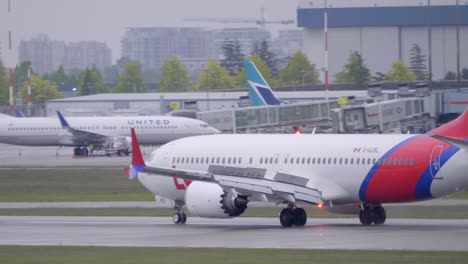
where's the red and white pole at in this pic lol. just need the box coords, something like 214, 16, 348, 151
324, 0, 330, 117
324, 0, 329, 92
8, 0, 14, 114
27, 66, 31, 106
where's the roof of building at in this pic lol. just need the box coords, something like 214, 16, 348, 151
298, 1, 468, 28
47, 90, 370, 103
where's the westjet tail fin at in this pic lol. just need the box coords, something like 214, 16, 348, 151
244, 60, 281, 106
56, 111, 71, 128
130, 128, 146, 180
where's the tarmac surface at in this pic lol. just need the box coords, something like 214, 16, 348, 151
2, 216, 468, 250
0, 143, 157, 167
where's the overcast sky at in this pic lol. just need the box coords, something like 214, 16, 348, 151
0, 0, 300, 66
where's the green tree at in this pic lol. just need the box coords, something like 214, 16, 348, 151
409, 43, 428, 80
444, 71, 456, 80
462, 68, 468, 80
246, 55, 278, 86
0, 60, 8, 105
17, 75, 64, 104
279, 51, 319, 86
78, 67, 109, 95
335, 51, 371, 85
114, 63, 146, 93
252, 40, 277, 76
158, 57, 189, 92
386, 60, 417, 81
221, 40, 245, 76
13, 61, 32, 86
196, 60, 234, 91
45, 65, 80, 95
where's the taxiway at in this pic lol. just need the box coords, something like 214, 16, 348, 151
1, 216, 468, 251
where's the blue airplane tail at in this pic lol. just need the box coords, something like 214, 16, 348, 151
244, 60, 281, 106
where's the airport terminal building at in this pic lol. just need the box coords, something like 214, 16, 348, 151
298, 0, 468, 81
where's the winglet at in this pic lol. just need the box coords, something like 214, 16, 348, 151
56, 111, 70, 128
130, 128, 146, 180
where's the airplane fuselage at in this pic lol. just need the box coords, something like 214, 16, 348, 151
138, 134, 468, 205
0, 116, 218, 146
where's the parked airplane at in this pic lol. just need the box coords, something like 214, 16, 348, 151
245, 60, 281, 106
0, 112, 219, 156
130, 109, 468, 227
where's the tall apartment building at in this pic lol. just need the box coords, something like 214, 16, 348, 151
63, 41, 112, 72
19, 35, 111, 75
212, 28, 272, 58
19, 35, 65, 75
122, 27, 215, 70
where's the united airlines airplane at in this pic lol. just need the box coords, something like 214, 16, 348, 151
0, 112, 219, 156
130, 109, 468, 227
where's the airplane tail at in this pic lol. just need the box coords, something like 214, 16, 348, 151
244, 60, 281, 106
430, 108, 468, 139
129, 128, 146, 180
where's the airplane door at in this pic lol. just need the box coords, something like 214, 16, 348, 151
430, 145, 444, 179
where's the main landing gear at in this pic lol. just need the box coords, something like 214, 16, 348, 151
172, 202, 187, 224
279, 205, 307, 227
359, 203, 386, 225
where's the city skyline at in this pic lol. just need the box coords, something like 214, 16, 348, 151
0, 0, 299, 66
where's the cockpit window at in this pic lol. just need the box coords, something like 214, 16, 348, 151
200, 124, 208, 128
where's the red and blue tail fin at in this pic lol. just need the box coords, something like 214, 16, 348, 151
130, 128, 145, 180
430, 108, 468, 139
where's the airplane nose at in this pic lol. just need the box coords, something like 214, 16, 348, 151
209, 127, 220, 134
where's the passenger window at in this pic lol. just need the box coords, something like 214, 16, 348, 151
191, 157, 194, 164
333, 158, 337, 164
404, 158, 408, 165
211, 157, 215, 163
317, 158, 321, 165
290, 158, 294, 164
222, 157, 225, 164
249, 157, 253, 164
373, 158, 377, 164
195, 157, 199, 164
393, 158, 398, 166
172, 157, 175, 163
239, 158, 243, 164
216, 157, 220, 164
356, 158, 360, 165
284, 158, 288, 164
296, 157, 300, 164
387, 158, 393, 166
312, 158, 316, 164
274, 158, 278, 164
344, 158, 348, 165
307, 158, 311, 164
399, 158, 403, 165
270, 157, 274, 164
302, 158, 306, 164
228, 157, 231, 164
181, 157, 185, 164
328, 158, 332, 164
260, 158, 263, 164
350, 158, 354, 165
410, 158, 415, 166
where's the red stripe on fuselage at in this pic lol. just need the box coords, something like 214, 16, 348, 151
365, 136, 451, 203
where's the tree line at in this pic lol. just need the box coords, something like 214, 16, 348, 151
1, 42, 467, 106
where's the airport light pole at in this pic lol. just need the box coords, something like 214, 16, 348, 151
427, 0, 433, 91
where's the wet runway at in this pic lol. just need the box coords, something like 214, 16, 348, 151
0, 143, 156, 167
2, 216, 468, 251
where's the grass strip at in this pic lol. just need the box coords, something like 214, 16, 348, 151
0, 246, 467, 264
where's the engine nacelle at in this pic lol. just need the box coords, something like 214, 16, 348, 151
185, 181, 248, 218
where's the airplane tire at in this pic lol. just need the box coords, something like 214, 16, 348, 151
280, 208, 295, 227
181, 213, 187, 224
173, 212, 183, 224
293, 208, 307, 227
359, 209, 373, 225
373, 206, 386, 225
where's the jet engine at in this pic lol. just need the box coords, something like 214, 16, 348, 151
185, 181, 248, 218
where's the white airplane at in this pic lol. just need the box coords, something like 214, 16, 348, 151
130, 109, 468, 227
0, 112, 219, 156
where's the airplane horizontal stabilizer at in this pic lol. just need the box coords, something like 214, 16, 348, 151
431, 134, 468, 152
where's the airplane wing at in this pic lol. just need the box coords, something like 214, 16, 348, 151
56, 111, 108, 145
130, 128, 323, 205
